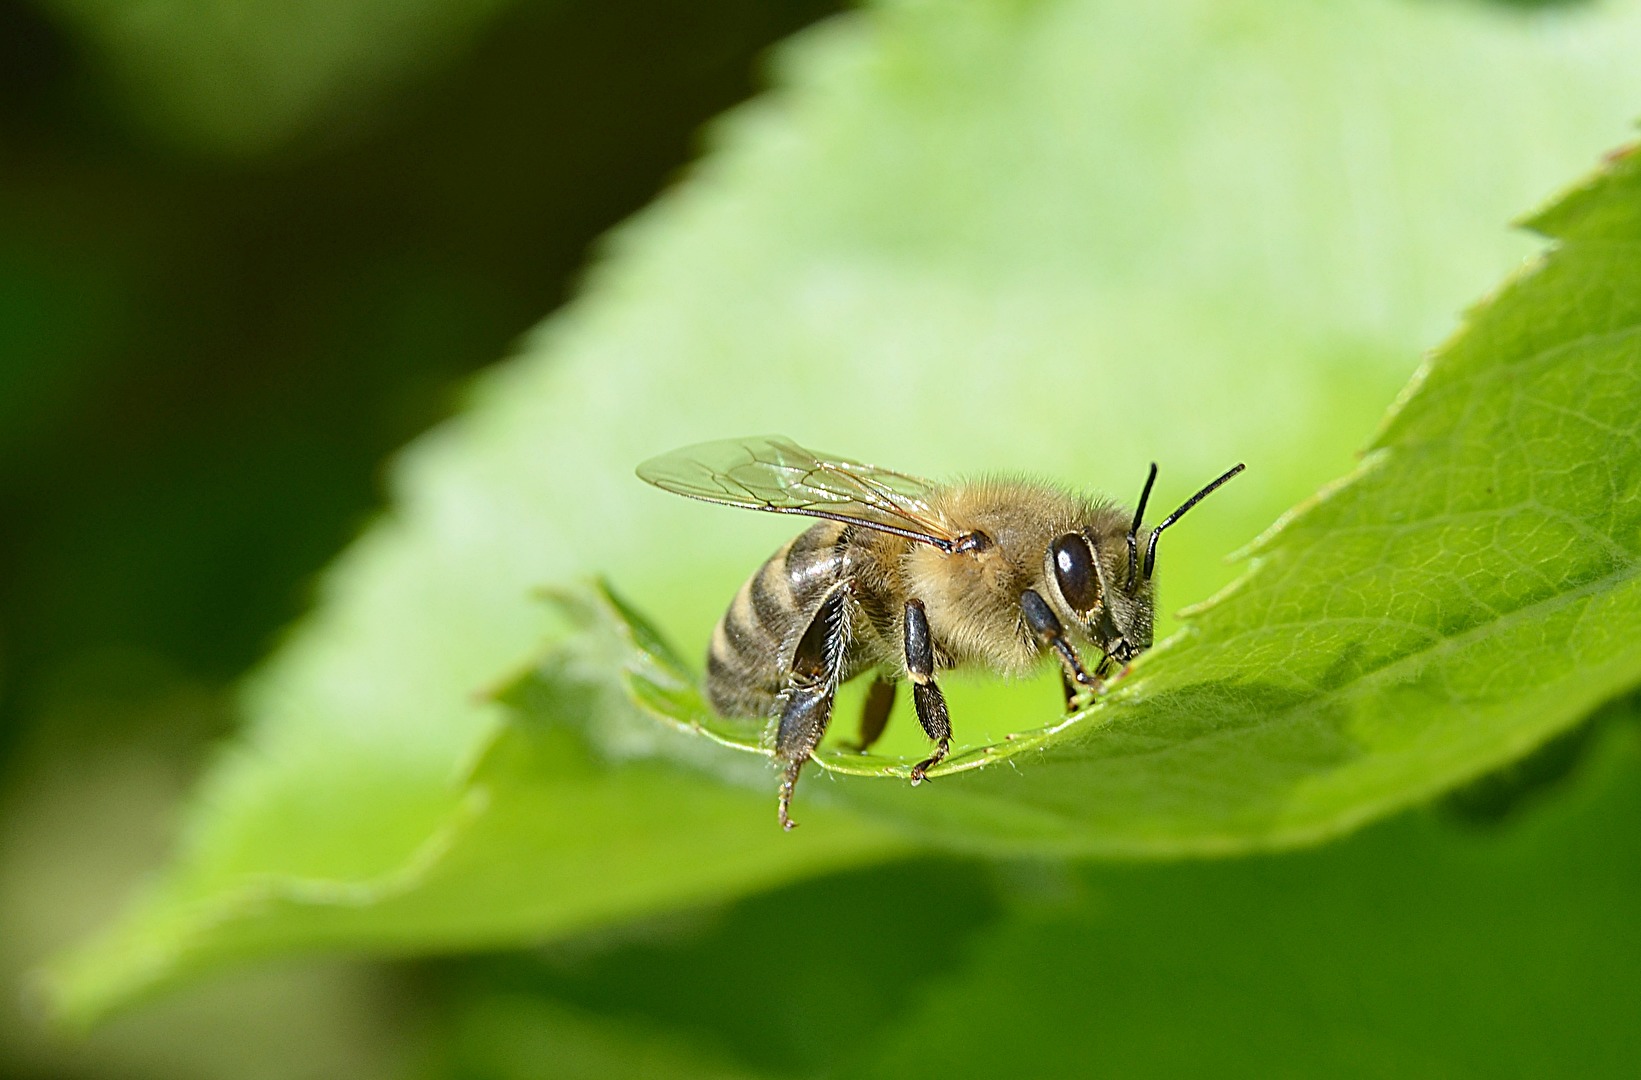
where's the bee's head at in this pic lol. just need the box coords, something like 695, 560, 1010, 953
1042, 461, 1244, 673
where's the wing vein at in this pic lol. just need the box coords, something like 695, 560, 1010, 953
637, 436, 956, 550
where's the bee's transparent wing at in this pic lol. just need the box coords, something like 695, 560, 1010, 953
637, 435, 957, 550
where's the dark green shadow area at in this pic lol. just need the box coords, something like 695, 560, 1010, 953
1440, 708, 1608, 827
428, 858, 1006, 1078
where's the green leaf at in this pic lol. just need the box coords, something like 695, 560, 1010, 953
45, 0, 1641, 1026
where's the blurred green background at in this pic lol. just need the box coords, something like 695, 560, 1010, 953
4, 0, 1641, 1076
1, 1, 838, 1074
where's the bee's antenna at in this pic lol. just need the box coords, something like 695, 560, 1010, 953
1143, 463, 1246, 579
1125, 463, 1159, 591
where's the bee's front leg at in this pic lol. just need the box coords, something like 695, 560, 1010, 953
774, 581, 852, 831
903, 598, 951, 785
1021, 589, 1100, 697
1059, 670, 1082, 714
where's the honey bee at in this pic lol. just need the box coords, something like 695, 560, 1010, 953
638, 436, 1243, 830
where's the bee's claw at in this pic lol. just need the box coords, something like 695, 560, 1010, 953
777, 758, 804, 831
910, 739, 948, 786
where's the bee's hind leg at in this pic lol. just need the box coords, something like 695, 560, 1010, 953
903, 599, 951, 785
773, 582, 852, 830
776, 757, 808, 833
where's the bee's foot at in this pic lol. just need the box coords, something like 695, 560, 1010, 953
777, 758, 805, 831
910, 743, 948, 786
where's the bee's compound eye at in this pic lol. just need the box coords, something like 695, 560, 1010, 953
1049, 533, 1100, 613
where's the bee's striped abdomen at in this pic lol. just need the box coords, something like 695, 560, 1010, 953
705, 522, 850, 719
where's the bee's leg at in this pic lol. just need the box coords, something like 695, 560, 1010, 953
1021, 589, 1100, 694
844, 676, 897, 754
1060, 670, 1081, 714
903, 599, 951, 786
774, 582, 852, 831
